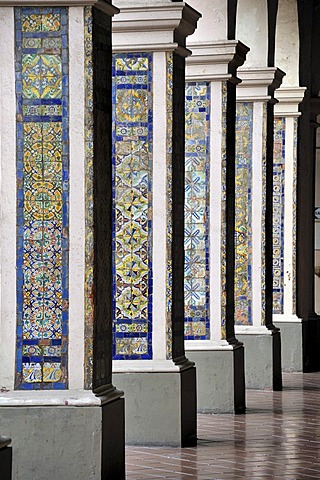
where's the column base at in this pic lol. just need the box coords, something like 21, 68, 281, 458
0, 437, 12, 480
113, 360, 197, 447
273, 315, 303, 372
185, 342, 245, 413
302, 314, 320, 372
0, 390, 125, 480
235, 327, 282, 390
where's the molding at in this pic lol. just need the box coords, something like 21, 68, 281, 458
237, 67, 285, 102
113, 359, 195, 373
112, 2, 201, 55
0, 0, 119, 13
274, 86, 306, 116
186, 40, 249, 81
0, 390, 102, 407
235, 325, 276, 335
185, 340, 243, 352
273, 314, 302, 324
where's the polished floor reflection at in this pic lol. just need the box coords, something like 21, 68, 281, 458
126, 372, 320, 479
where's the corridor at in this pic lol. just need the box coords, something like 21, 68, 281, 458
126, 372, 320, 479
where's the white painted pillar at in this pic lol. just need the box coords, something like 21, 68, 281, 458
112, 1, 201, 446
235, 67, 284, 389
184, 41, 248, 413
273, 87, 306, 372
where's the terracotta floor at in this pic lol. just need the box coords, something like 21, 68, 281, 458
126, 372, 320, 479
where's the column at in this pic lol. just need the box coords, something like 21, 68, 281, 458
272, 88, 306, 371
112, 0, 200, 446
184, 41, 248, 414
235, 67, 284, 389
0, 2, 125, 479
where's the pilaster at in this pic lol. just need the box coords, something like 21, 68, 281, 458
235, 67, 284, 389
0, 4, 125, 479
184, 40, 248, 413
272, 87, 306, 372
112, 1, 201, 446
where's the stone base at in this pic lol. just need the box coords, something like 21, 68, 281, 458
185, 342, 245, 414
273, 316, 303, 372
0, 391, 125, 480
113, 360, 197, 446
235, 327, 282, 390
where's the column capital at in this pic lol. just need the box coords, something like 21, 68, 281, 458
237, 67, 285, 103
0, 0, 119, 14
186, 40, 249, 83
274, 86, 307, 117
112, 1, 201, 56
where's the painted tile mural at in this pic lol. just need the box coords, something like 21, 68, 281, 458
112, 53, 153, 359
15, 8, 69, 389
292, 118, 298, 314
184, 82, 210, 340
220, 82, 228, 339
273, 117, 286, 314
235, 102, 253, 325
84, 6, 93, 388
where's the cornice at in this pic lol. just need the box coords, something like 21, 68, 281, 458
186, 40, 249, 82
112, 2, 201, 56
237, 67, 285, 103
274, 86, 306, 117
0, 0, 119, 15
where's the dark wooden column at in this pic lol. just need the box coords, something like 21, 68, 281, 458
0, 437, 12, 480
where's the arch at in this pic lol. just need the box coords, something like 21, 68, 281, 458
186, 0, 228, 42
275, 0, 299, 86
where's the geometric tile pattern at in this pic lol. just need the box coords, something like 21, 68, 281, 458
292, 118, 298, 314
261, 105, 267, 324
84, 6, 93, 387
221, 82, 228, 339
112, 53, 153, 359
166, 52, 173, 358
184, 82, 210, 340
273, 117, 286, 314
235, 102, 253, 325
15, 8, 68, 389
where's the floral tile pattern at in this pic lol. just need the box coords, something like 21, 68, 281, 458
15, 7, 68, 389
235, 102, 253, 325
112, 53, 153, 359
273, 117, 286, 314
184, 82, 210, 340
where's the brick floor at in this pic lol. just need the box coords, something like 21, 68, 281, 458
126, 372, 320, 479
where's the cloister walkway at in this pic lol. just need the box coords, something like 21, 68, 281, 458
126, 372, 320, 479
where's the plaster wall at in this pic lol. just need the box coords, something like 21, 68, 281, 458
186, 0, 227, 43
275, 0, 299, 86
236, 0, 268, 67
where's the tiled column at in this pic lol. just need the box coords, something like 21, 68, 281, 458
272, 87, 306, 372
0, 2, 125, 479
184, 41, 249, 414
112, 1, 201, 446
235, 67, 284, 389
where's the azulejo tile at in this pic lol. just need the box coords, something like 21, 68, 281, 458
15, 7, 68, 389
112, 53, 153, 360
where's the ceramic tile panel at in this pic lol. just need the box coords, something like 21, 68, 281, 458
166, 52, 173, 359
184, 82, 210, 340
235, 102, 254, 326
112, 53, 153, 359
261, 104, 267, 324
273, 117, 286, 314
292, 118, 298, 314
15, 7, 69, 389
221, 82, 228, 339
84, 6, 93, 388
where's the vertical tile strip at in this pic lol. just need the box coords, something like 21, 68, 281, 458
184, 82, 210, 340
221, 82, 228, 339
292, 118, 298, 315
112, 53, 153, 360
166, 52, 173, 359
84, 6, 93, 389
235, 102, 253, 325
261, 104, 267, 324
15, 7, 69, 389
273, 117, 286, 314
